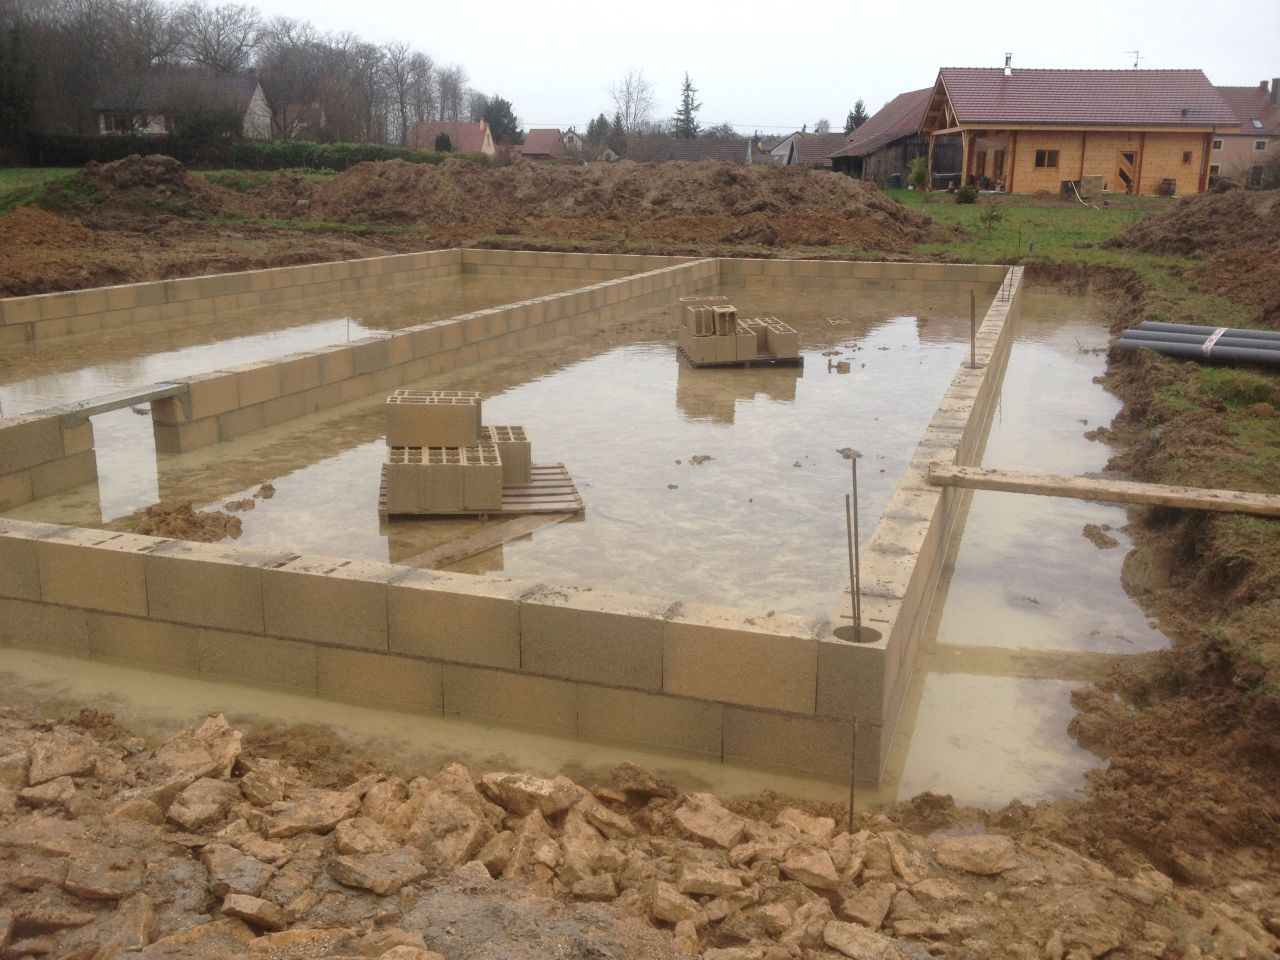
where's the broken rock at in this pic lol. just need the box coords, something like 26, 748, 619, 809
62, 850, 143, 900
840, 882, 895, 930
201, 843, 274, 897
673, 793, 747, 849
781, 845, 841, 890
265, 788, 360, 838
327, 848, 429, 896
168, 777, 241, 830
677, 861, 743, 897
27, 730, 96, 785
651, 880, 708, 927
334, 816, 396, 855
18, 776, 75, 808
823, 919, 907, 959
479, 771, 581, 817
220, 893, 287, 932
935, 834, 1017, 875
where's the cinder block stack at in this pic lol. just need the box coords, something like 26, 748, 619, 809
678, 303, 761, 364
381, 390, 536, 515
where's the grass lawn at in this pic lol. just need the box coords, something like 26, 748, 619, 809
0, 167, 76, 214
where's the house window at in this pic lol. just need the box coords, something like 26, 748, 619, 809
1212, 138, 1223, 149
1209, 164, 1220, 175
1182, 151, 1192, 164
1256, 140, 1268, 151
1253, 119, 1264, 128
1034, 149, 1059, 168
1250, 165, 1263, 187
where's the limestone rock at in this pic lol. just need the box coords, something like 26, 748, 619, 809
236, 834, 291, 865
673, 917, 700, 954
0, 750, 28, 788
18, 776, 75, 808
781, 845, 841, 890
776, 808, 836, 844
612, 761, 675, 798
651, 880, 707, 927
361, 777, 410, 823
840, 881, 895, 930
27, 730, 96, 785
935, 834, 1017, 875
910, 877, 966, 902
335, 816, 396, 855
62, 850, 143, 900
112, 796, 165, 823
0, 815, 85, 856
126, 714, 242, 809
677, 861, 743, 897
782, 898, 836, 950
1118, 868, 1174, 905
479, 771, 581, 817
245, 928, 345, 952
572, 874, 618, 902
823, 919, 906, 959
883, 831, 929, 884
380, 947, 445, 960
265, 788, 360, 838
201, 843, 274, 897
673, 793, 747, 849
578, 795, 636, 839
93, 893, 154, 953
10, 896, 96, 933
558, 809, 605, 885
0, 910, 11, 952
388, 788, 492, 867
169, 777, 241, 830
477, 831, 515, 876
221, 893, 287, 931
327, 848, 429, 896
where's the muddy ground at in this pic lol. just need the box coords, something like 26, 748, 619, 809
1, 160, 1279, 957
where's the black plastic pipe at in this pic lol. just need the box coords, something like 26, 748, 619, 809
1115, 338, 1280, 366
1120, 330, 1280, 351
1137, 321, 1280, 343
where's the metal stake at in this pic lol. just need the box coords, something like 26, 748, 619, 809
844, 494, 857, 628
970, 289, 977, 368
847, 715, 858, 832
852, 457, 862, 630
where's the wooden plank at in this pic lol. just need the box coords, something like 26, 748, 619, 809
928, 463, 1280, 517
397, 512, 574, 570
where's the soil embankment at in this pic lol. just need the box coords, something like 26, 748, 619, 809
0, 155, 955, 297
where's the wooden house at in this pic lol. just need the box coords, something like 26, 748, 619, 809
829, 87, 934, 185
919, 66, 1240, 195
94, 73, 272, 139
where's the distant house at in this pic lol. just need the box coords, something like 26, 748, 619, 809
790, 133, 849, 169
562, 129, 584, 153
519, 129, 565, 159
1211, 79, 1280, 186
280, 102, 325, 141
407, 120, 496, 156
93, 73, 272, 139
766, 133, 800, 165
919, 67, 1240, 195
829, 87, 934, 185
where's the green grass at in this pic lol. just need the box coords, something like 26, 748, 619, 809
197, 168, 339, 192
0, 167, 77, 214
207, 213, 414, 235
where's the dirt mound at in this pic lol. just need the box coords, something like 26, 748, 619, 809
292, 159, 943, 252
0, 204, 125, 297
0, 204, 95, 247
40, 154, 243, 224
122, 500, 242, 541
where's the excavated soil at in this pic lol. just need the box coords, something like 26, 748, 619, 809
114, 501, 243, 542
0, 155, 955, 297
1104, 186, 1280, 327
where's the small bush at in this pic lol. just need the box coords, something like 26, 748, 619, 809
1200, 368, 1278, 408
977, 204, 1004, 233
954, 184, 978, 204
907, 156, 928, 189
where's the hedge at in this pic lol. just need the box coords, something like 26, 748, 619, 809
24, 135, 485, 171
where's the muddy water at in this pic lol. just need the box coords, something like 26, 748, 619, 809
8, 282, 974, 618
886, 287, 1171, 806
0, 274, 570, 418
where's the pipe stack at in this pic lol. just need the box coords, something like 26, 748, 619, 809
1115, 321, 1280, 368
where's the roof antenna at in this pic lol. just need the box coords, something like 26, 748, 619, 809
1125, 50, 1143, 68
1003, 53, 1012, 78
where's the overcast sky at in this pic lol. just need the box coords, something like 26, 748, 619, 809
253, 0, 1279, 134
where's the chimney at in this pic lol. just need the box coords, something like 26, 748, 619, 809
1004, 53, 1013, 78
1272, 78, 1280, 105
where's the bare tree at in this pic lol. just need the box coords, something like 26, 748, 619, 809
407, 51, 433, 122
814, 117, 830, 134
176, 1, 260, 74
381, 40, 413, 144
434, 63, 466, 122
255, 16, 324, 137
609, 67, 655, 136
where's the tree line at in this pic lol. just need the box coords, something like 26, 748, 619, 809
0, 0, 518, 147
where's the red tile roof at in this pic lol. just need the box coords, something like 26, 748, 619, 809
408, 121, 490, 153
830, 87, 932, 159
1214, 84, 1280, 137
520, 128, 564, 156
792, 133, 850, 165
936, 68, 1239, 127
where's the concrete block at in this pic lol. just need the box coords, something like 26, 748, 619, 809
577, 686, 722, 756
35, 532, 150, 616
319, 346, 356, 384
232, 363, 284, 408
816, 638, 887, 723
714, 335, 738, 364
764, 322, 800, 359
388, 569, 525, 668
29, 449, 98, 500
317, 648, 443, 711
144, 541, 283, 634
722, 707, 853, 779
0, 415, 64, 473
712, 305, 738, 336
217, 405, 265, 442
198, 629, 317, 692
153, 417, 219, 454
663, 604, 818, 714
386, 390, 481, 447
60, 420, 94, 456
88, 612, 201, 673
185, 373, 241, 420
735, 331, 758, 362
480, 426, 531, 485
685, 333, 717, 365
263, 555, 395, 651
520, 587, 665, 690
462, 443, 503, 510
262, 394, 307, 428
351, 338, 391, 376
0, 533, 40, 600
442, 664, 576, 733
338, 373, 375, 403
0, 597, 89, 656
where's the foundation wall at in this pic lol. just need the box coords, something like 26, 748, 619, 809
820, 267, 1024, 780
717, 258, 1007, 297
0, 409, 98, 512
0, 254, 1021, 784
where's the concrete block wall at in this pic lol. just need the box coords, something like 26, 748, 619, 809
819, 267, 1025, 781
717, 258, 1007, 297
0, 408, 97, 511
0, 250, 464, 346
148, 257, 717, 455
0, 517, 852, 779
460, 249, 695, 283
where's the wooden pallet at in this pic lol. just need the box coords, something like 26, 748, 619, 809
379, 463, 584, 520
676, 346, 804, 369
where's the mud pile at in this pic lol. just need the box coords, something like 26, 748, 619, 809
1, 708, 1276, 960
41, 154, 243, 224
1105, 186, 1280, 326
279, 159, 944, 252
0, 205, 122, 297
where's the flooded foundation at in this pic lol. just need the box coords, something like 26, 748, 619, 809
0, 250, 1129, 796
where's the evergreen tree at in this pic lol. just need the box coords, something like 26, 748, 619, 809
671, 73, 701, 138
483, 95, 521, 144
586, 112, 610, 144
0, 18, 35, 146
844, 98, 869, 133
608, 111, 627, 156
